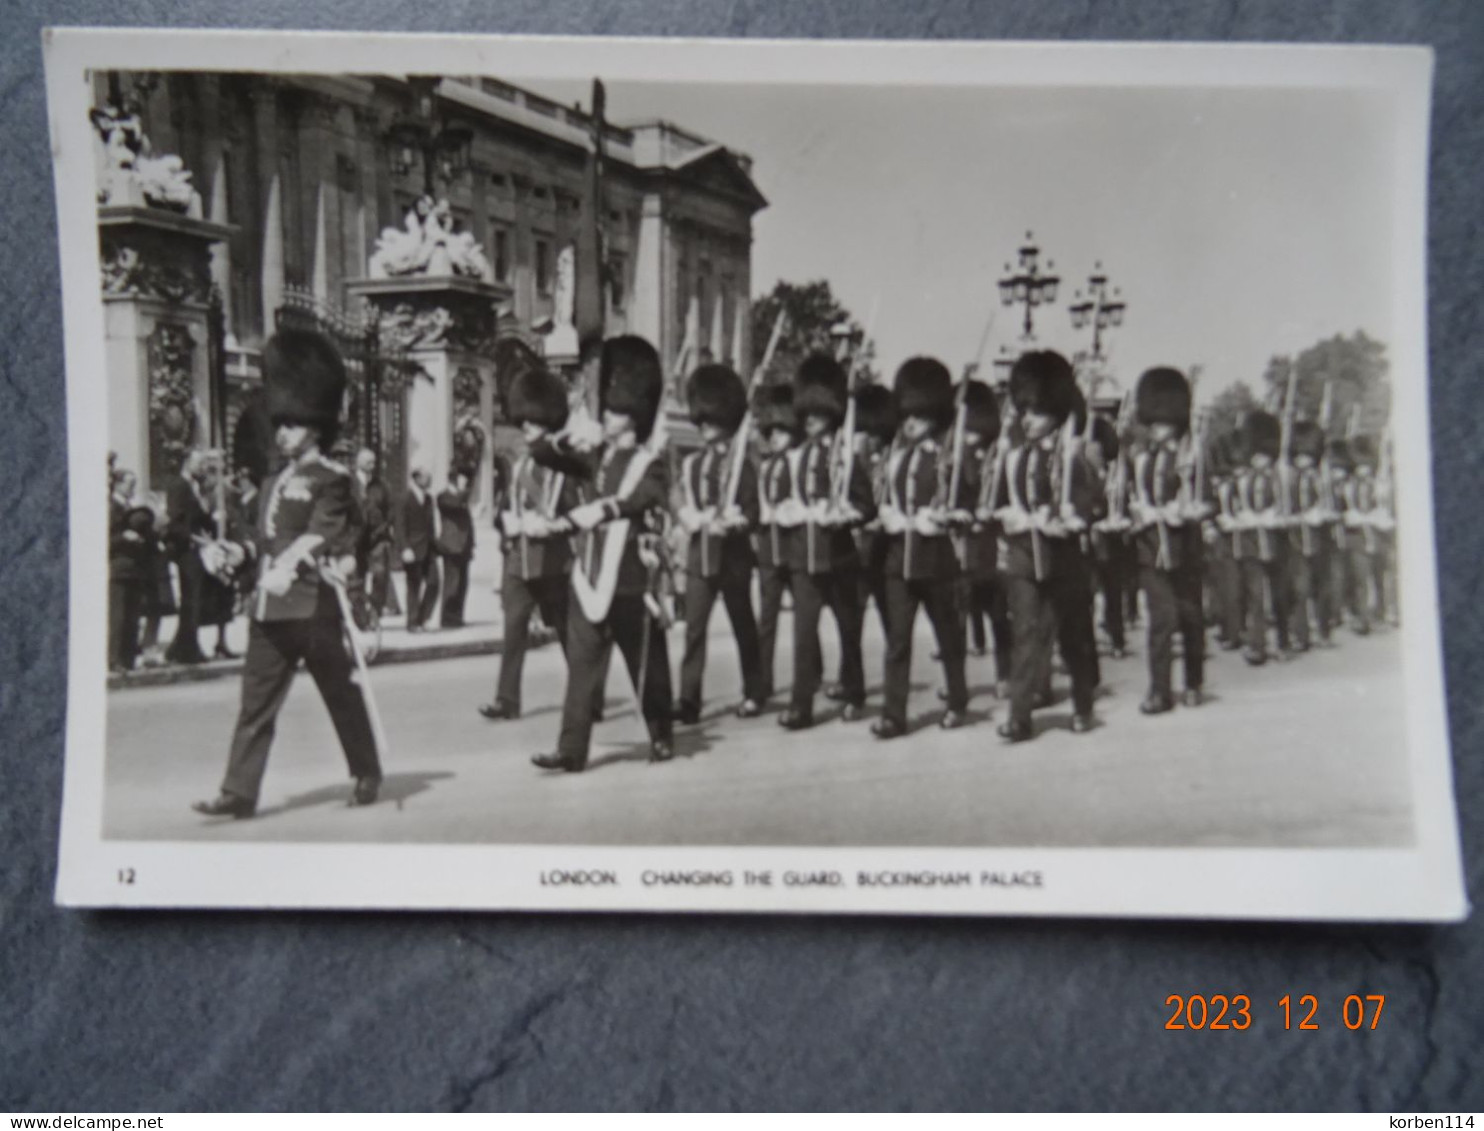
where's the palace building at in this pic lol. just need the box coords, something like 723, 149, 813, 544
94, 70, 766, 502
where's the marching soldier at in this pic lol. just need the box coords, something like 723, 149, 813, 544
959, 379, 1013, 694
1209, 431, 1247, 651
1087, 414, 1131, 661
530, 335, 674, 772
1233, 410, 1291, 665
1343, 435, 1395, 634
873, 357, 971, 738
827, 382, 898, 706
192, 329, 383, 819
1126, 366, 1208, 714
676, 362, 767, 724
779, 353, 875, 730
1284, 420, 1336, 650
1324, 437, 1355, 636
991, 350, 1101, 743
753, 383, 803, 709
479, 364, 581, 722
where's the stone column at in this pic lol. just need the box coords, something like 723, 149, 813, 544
99, 206, 234, 495
347, 275, 506, 503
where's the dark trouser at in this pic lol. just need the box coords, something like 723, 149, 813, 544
757, 564, 792, 702
1242, 555, 1291, 659
557, 593, 673, 766
961, 576, 987, 654
1005, 570, 1098, 729
1141, 564, 1205, 698
1215, 548, 1246, 645
440, 555, 470, 628
1097, 543, 1130, 651
882, 574, 968, 727
965, 575, 1012, 683
791, 568, 865, 711
1349, 546, 1388, 630
109, 578, 143, 670
366, 542, 400, 616
680, 567, 764, 713
1326, 536, 1349, 633
859, 565, 890, 640
221, 615, 381, 803
1288, 546, 1332, 648
494, 574, 570, 715
167, 556, 206, 663
404, 555, 440, 629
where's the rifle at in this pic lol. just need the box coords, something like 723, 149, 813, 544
832, 294, 880, 510
722, 306, 788, 511
948, 306, 998, 510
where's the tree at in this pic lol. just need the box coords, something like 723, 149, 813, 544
750, 280, 879, 386
1207, 380, 1259, 442
1258, 330, 1390, 438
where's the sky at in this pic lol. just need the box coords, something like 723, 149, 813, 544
519, 76, 1399, 401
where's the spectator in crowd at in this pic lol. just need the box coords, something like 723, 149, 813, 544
108, 467, 154, 673
436, 466, 475, 629
353, 447, 400, 617
399, 466, 440, 632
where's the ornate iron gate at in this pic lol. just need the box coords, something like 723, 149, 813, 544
274, 285, 422, 491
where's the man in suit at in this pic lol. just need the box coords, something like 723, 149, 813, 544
163, 450, 220, 665
399, 467, 440, 631
192, 329, 382, 819
991, 350, 1102, 742
779, 353, 876, 731
480, 364, 581, 721
108, 468, 151, 673
353, 448, 399, 617
436, 468, 475, 628
530, 335, 674, 772
676, 362, 766, 724
1233, 410, 1290, 665
872, 357, 972, 738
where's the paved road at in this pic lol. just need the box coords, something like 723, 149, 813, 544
103, 607, 1414, 848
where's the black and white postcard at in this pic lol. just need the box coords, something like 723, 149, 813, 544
44, 28, 1466, 918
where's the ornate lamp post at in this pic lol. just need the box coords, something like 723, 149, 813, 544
1067, 261, 1127, 361
998, 231, 1061, 342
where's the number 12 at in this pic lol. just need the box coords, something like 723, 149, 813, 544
1279, 994, 1320, 1030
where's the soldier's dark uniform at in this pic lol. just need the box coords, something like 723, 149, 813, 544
1086, 415, 1132, 659
1126, 366, 1207, 713
1234, 410, 1291, 665
753, 384, 802, 707
851, 383, 899, 646
1209, 432, 1247, 650
781, 353, 875, 729
676, 363, 766, 722
1342, 435, 1394, 634
992, 351, 1102, 742
194, 330, 382, 818
1323, 439, 1355, 635
958, 381, 1013, 689
1283, 421, 1335, 650
531, 336, 674, 772
872, 357, 971, 738
481, 366, 581, 721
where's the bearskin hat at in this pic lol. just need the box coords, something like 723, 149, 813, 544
1326, 437, 1353, 471
687, 363, 748, 435
506, 366, 569, 432
963, 379, 1000, 443
754, 382, 799, 436
1135, 366, 1192, 432
1242, 410, 1282, 461
263, 329, 347, 432
794, 352, 848, 427
1215, 427, 1247, 474
125, 505, 157, 536
1349, 434, 1380, 468
893, 356, 955, 429
599, 335, 665, 442
854, 382, 898, 443
1290, 419, 1325, 461
492, 337, 546, 417
1008, 350, 1077, 424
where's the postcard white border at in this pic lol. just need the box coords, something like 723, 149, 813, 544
44, 27, 1466, 920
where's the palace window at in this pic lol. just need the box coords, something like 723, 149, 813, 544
488, 222, 511, 284
534, 236, 552, 296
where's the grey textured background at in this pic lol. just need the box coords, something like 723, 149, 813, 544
2, 0, 1480, 1112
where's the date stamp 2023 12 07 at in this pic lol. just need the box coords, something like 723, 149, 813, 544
1164, 994, 1388, 1031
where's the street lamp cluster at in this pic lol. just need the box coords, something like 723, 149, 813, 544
387, 77, 475, 197
988, 233, 1131, 387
